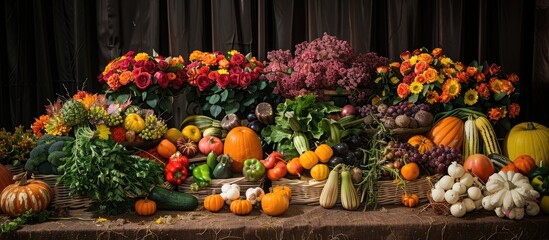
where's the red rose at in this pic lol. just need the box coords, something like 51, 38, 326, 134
238, 72, 252, 88
124, 51, 135, 57
489, 63, 501, 75
143, 61, 157, 73
230, 66, 243, 75
172, 77, 185, 90
132, 67, 143, 78
230, 53, 246, 66
216, 74, 230, 89
229, 74, 240, 88
135, 72, 152, 90
119, 58, 133, 71
199, 66, 210, 74
197, 74, 213, 91
400, 51, 411, 61
134, 60, 144, 68
208, 71, 220, 80
157, 60, 169, 70
97, 73, 105, 84
414, 61, 428, 75
403, 72, 416, 84
155, 71, 169, 89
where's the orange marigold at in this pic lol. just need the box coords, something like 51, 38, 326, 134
73, 91, 87, 100
167, 72, 177, 81
426, 90, 440, 104
474, 73, 485, 82
489, 107, 505, 121
439, 92, 451, 104
466, 66, 478, 77
508, 103, 520, 118
107, 73, 121, 91
81, 93, 97, 110
476, 83, 490, 99
32, 115, 50, 138
456, 71, 469, 83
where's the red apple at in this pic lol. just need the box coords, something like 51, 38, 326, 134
198, 136, 224, 155
341, 104, 357, 117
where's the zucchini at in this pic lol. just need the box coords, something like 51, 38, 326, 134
489, 153, 511, 171
149, 186, 198, 211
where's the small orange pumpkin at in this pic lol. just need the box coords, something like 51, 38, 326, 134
0, 173, 52, 217
314, 144, 333, 163
299, 151, 319, 169
135, 199, 157, 216
512, 155, 537, 176
0, 164, 14, 193
261, 192, 289, 216
402, 193, 419, 208
407, 135, 435, 154
157, 139, 177, 159
272, 185, 292, 201
230, 199, 253, 215
204, 192, 225, 212
400, 162, 420, 181
223, 127, 263, 173
500, 163, 519, 173
427, 116, 464, 150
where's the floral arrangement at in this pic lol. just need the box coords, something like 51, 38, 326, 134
97, 51, 186, 116
263, 33, 388, 104
31, 91, 167, 143
184, 49, 277, 119
0, 126, 36, 166
374, 47, 520, 127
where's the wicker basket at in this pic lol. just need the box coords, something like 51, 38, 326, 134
31, 174, 94, 210
273, 174, 441, 206
178, 176, 263, 203
4, 164, 25, 176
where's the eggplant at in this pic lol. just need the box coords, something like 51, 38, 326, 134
247, 120, 264, 134
332, 143, 349, 157
328, 156, 345, 168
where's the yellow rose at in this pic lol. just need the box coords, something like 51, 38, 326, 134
134, 53, 149, 62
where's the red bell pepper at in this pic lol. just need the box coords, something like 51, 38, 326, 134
169, 151, 189, 168
165, 161, 188, 185
261, 151, 284, 169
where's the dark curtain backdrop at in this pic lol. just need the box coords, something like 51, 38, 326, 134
2, 0, 548, 130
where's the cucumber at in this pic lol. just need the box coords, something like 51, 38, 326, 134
149, 187, 198, 211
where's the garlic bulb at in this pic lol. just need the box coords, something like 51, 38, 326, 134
450, 202, 466, 217
431, 188, 446, 202
445, 190, 459, 204
447, 161, 465, 179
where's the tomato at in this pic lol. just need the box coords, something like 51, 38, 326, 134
463, 154, 495, 183
198, 136, 224, 155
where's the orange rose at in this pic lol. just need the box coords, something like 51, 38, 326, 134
400, 61, 412, 76
456, 71, 469, 83
201, 53, 217, 66
488, 107, 505, 121
376, 66, 389, 74
189, 50, 205, 62
423, 68, 438, 83
414, 75, 427, 84
107, 73, 121, 91
397, 83, 411, 99
417, 53, 433, 64
414, 61, 428, 74
167, 72, 177, 81
474, 73, 485, 82
389, 62, 400, 68
119, 71, 133, 85
507, 73, 519, 83
466, 66, 478, 77
412, 49, 422, 56
400, 51, 411, 61
431, 48, 443, 57
218, 59, 230, 69
508, 103, 520, 118
500, 80, 515, 95
489, 78, 502, 94
476, 83, 490, 99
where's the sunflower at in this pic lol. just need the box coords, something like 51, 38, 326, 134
426, 90, 439, 104
95, 124, 111, 140
443, 78, 461, 97
410, 81, 423, 94
464, 89, 479, 106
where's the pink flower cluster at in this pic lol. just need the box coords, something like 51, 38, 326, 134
264, 33, 387, 104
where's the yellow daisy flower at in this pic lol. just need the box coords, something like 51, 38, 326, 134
464, 89, 479, 106
96, 124, 111, 140
218, 69, 229, 75
441, 57, 454, 67
410, 81, 423, 94
409, 55, 418, 65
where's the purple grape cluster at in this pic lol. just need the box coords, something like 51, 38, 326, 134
422, 146, 462, 174
358, 102, 429, 118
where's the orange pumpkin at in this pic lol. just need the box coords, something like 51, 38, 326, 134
261, 192, 289, 216
223, 127, 263, 173
135, 199, 157, 216
204, 192, 225, 212
299, 151, 319, 169
157, 139, 177, 159
512, 155, 537, 176
402, 193, 419, 208
314, 144, 333, 163
427, 116, 464, 150
0, 174, 52, 217
272, 185, 292, 201
230, 199, 253, 215
407, 135, 435, 154
500, 163, 519, 173
0, 165, 14, 193
400, 162, 420, 181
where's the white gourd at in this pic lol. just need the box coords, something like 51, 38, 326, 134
525, 200, 540, 216
459, 173, 474, 187
438, 176, 455, 190
445, 190, 459, 204
483, 171, 540, 219
474, 198, 484, 210
450, 202, 466, 217
431, 188, 446, 203
482, 196, 495, 211
494, 207, 505, 217
462, 198, 476, 212
447, 161, 465, 179
467, 187, 482, 200
452, 182, 467, 195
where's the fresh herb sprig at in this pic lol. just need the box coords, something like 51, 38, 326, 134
0, 210, 51, 233
58, 125, 163, 215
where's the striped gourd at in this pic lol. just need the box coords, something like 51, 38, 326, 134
463, 116, 480, 160
474, 116, 501, 155
488, 153, 512, 171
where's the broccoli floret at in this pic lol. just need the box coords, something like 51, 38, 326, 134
29, 143, 52, 159
48, 141, 66, 154
37, 161, 54, 174
47, 151, 68, 166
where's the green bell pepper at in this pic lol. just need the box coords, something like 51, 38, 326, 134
213, 154, 233, 179
530, 166, 549, 195
192, 163, 211, 188
242, 158, 265, 182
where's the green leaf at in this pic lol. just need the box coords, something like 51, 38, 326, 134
159, 97, 172, 113
146, 95, 159, 108
242, 94, 257, 107
210, 105, 222, 118
493, 92, 507, 101
408, 94, 419, 103
141, 91, 148, 101
211, 85, 221, 93
421, 85, 429, 96
224, 102, 240, 114
209, 94, 221, 105
248, 85, 258, 92
258, 81, 267, 90
116, 93, 130, 104
220, 89, 229, 101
